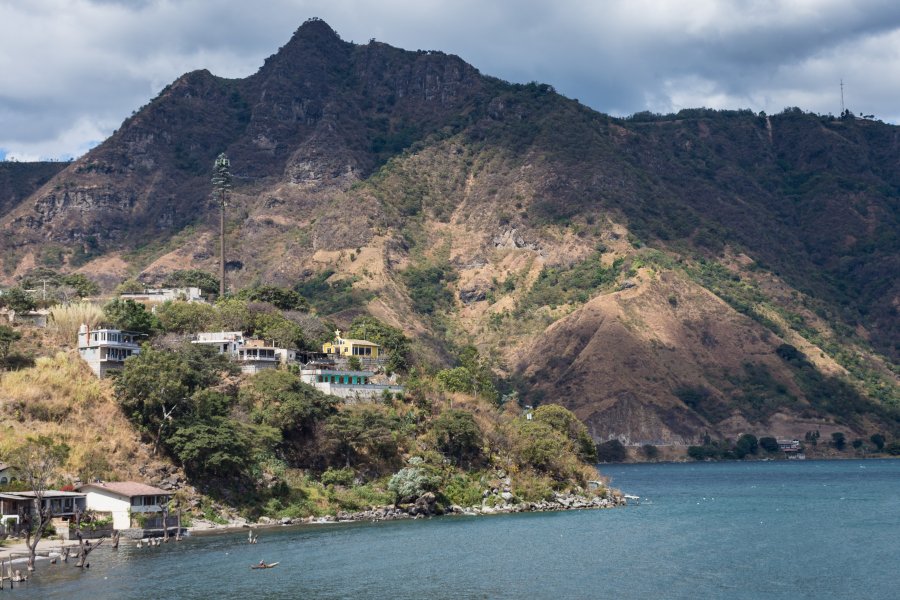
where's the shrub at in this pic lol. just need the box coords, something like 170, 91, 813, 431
321, 467, 355, 487
387, 465, 439, 503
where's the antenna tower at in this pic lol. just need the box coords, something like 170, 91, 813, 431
840, 79, 845, 114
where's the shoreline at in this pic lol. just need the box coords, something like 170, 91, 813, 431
189, 490, 627, 536
1, 492, 626, 560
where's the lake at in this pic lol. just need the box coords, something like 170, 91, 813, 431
11, 459, 900, 599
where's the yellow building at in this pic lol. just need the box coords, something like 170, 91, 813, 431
322, 330, 381, 358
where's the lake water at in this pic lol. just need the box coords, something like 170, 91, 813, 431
11, 459, 900, 599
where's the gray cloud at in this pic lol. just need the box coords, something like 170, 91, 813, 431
2, 0, 899, 159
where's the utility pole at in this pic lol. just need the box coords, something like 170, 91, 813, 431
211, 153, 232, 299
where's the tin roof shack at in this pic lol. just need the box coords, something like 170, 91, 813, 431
77, 324, 142, 378
77, 482, 172, 531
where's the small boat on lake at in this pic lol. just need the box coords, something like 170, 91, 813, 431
251, 562, 279, 569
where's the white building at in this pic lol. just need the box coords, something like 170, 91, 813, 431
120, 287, 206, 305
192, 331, 290, 374
77, 324, 142, 378
77, 482, 172, 530
300, 367, 404, 401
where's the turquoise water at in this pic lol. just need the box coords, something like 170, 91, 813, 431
12, 459, 900, 599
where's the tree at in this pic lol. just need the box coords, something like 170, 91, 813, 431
0, 324, 22, 361
512, 420, 574, 478
60, 273, 100, 298
238, 285, 307, 311
759, 436, 780, 453
240, 369, 336, 435
212, 153, 232, 298
436, 367, 474, 393
165, 270, 220, 295
324, 406, 399, 469
156, 300, 217, 334
735, 434, 759, 458
432, 409, 481, 466
103, 298, 159, 335
0, 287, 36, 313
115, 344, 234, 454
870, 434, 885, 451
831, 432, 846, 451
167, 418, 253, 478
532, 404, 597, 463
252, 312, 305, 348
214, 297, 253, 332
9, 436, 70, 570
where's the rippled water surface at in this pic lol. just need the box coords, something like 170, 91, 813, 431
12, 459, 900, 599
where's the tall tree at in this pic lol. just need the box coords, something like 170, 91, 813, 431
211, 153, 232, 298
9, 436, 70, 570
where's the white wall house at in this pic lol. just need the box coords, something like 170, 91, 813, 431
300, 368, 404, 401
192, 331, 289, 374
120, 287, 206, 305
77, 324, 142, 378
77, 482, 172, 530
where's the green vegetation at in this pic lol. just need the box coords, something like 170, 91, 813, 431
519, 253, 623, 311
293, 270, 372, 315
103, 298, 159, 335
401, 263, 457, 315
165, 270, 220, 295
108, 334, 606, 517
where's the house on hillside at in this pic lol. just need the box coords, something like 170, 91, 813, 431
119, 287, 206, 306
77, 482, 172, 530
300, 366, 403, 402
322, 330, 381, 359
192, 331, 287, 374
0, 462, 12, 485
0, 493, 29, 534
77, 324, 143, 378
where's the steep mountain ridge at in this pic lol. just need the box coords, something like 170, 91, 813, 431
1, 19, 897, 444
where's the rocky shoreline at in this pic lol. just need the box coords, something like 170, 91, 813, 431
214, 490, 628, 530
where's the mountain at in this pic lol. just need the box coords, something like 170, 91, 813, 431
1, 18, 897, 445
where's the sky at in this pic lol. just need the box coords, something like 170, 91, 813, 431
2, 0, 900, 161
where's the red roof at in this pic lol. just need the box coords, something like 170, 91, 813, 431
77, 482, 170, 498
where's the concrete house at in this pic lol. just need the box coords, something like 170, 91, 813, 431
119, 287, 206, 306
192, 331, 287, 374
77, 482, 172, 530
77, 324, 142, 378
300, 367, 403, 401
322, 330, 381, 359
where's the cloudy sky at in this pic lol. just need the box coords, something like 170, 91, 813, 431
2, 0, 900, 160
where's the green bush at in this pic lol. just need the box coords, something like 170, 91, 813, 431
321, 467, 355, 487
387, 464, 439, 503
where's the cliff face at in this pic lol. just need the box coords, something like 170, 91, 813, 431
1, 19, 897, 443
